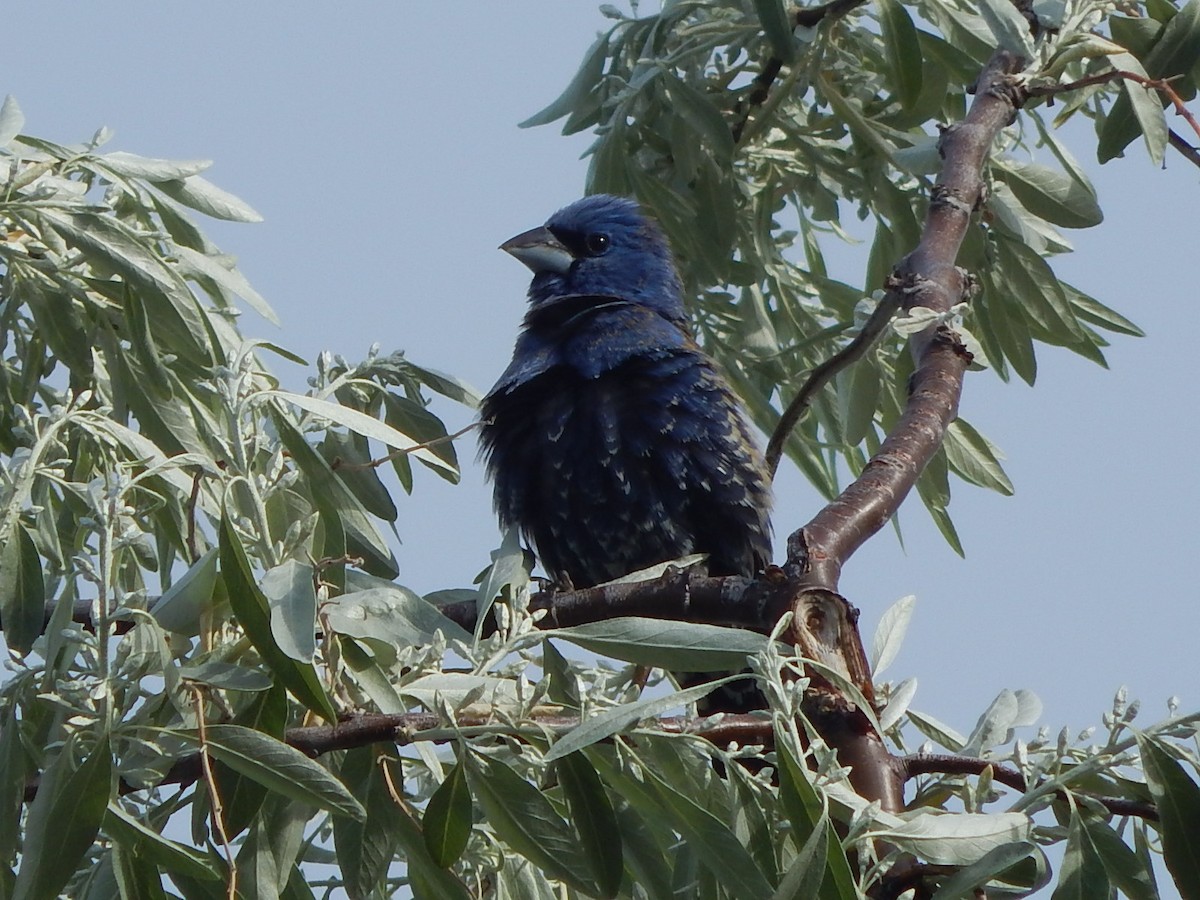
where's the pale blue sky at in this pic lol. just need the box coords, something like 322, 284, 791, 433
7, 4, 1196, 754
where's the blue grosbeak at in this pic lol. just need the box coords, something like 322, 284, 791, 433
481, 194, 772, 590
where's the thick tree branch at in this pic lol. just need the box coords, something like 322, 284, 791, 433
788, 51, 1026, 590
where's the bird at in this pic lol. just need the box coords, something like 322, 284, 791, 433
479, 194, 772, 591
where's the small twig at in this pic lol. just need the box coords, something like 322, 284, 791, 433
191, 686, 237, 900
1169, 128, 1200, 169
731, 0, 869, 142
1029, 69, 1200, 146
330, 421, 480, 472
900, 752, 1160, 821
765, 291, 903, 478
185, 471, 203, 564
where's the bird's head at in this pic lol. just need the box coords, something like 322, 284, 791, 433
501, 194, 686, 323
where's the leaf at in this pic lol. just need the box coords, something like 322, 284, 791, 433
0, 522, 44, 656
879, 0, 924, 110
261, 560, 317, 664
870, 594, 916, 677
423, 759, 472, 868
1083, 816, 1158, 900
661, 70, 735, 165
218, 510, 336, 722
520, 33, 610, 129
13, 734, 113, 900
943, 419, 1014, 496
333, 747, 405, 900
1135, 732, 1200, 897
870, 811, 1032, 866
771, 808, 829, 900
178, 660, 274, 692
0, 95, 25, 147
104, 804, 223, 883
97, 151, 212, 182
976, 0, 1035, 56
775, 741, 857, 900
156, 175, 264, 222
930, 841, 1037, 900
549, 617, 771, 671
908, 709, 967, 751
1063, 281, 1144, 337
151, 548, 218, 635
384, 768, 473, 900
752, 0, 797, 63
595, 748, 774, 900
180, 725, 365, 821
465, 751, 597, 894
994, 235, 1085, 345
1097, 54, 1169, 165
272, 412, 397, 579
323, 584, 471, 648
1051, 810, 1110, 900
557, 752, 623, 898
173, 244, 279, 325
995, 159, 1103, 228
541, 674, 747, 763
265, 390, 456, 474
879, 677, 919, 733
111, 839, 169, 900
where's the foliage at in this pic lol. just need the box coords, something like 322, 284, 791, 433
1, 1, 1199, 898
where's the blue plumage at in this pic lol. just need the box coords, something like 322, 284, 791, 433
481, 195, 772, 588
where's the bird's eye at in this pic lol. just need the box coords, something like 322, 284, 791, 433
584, 233, 610, 256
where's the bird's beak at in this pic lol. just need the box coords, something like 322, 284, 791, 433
500, 226, 575, 275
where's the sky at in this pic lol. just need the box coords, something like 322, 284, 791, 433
6, 3, 1197, 782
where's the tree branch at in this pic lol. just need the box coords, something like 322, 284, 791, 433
900, 752, 1159, 821
732, 0, 869, 142
51, 711, 772, 803
788, 51, 1027, 590
765, 288, 902, 479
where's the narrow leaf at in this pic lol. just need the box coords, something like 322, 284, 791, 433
550, 617, 771, 671
1136, 732, 1200, 896
557, 752, 623, 898
0, 95, 25, 147
180, 725, 365, 821
423, 759, 472, 868
0, 523, 44, 655
13, 734, 113, 900
218, 510, 336, 721
156, 175, 264, 222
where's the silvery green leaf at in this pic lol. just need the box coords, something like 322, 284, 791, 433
0, 95, 24, 148
870, 594, 916, 676
929, 840, 1038, 899
325, 583, 470, 647
261, 559, 317, 663
976, 0, 1035, 56
908, 709, 967, 751
150, 548, 218, 635
400, 673, 519, 709
961, 689, 1021, 756
172, 244, 278, 325
156, 174, 264, 222
549, 617, 771, 671
869, 811, 1032, 865
601, 553, 707, 585
178, 661, 274, 692
264, 390, 456, 473
880, 677, 918, 733
97, 151, 212, 181
541, 674, 748, 763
